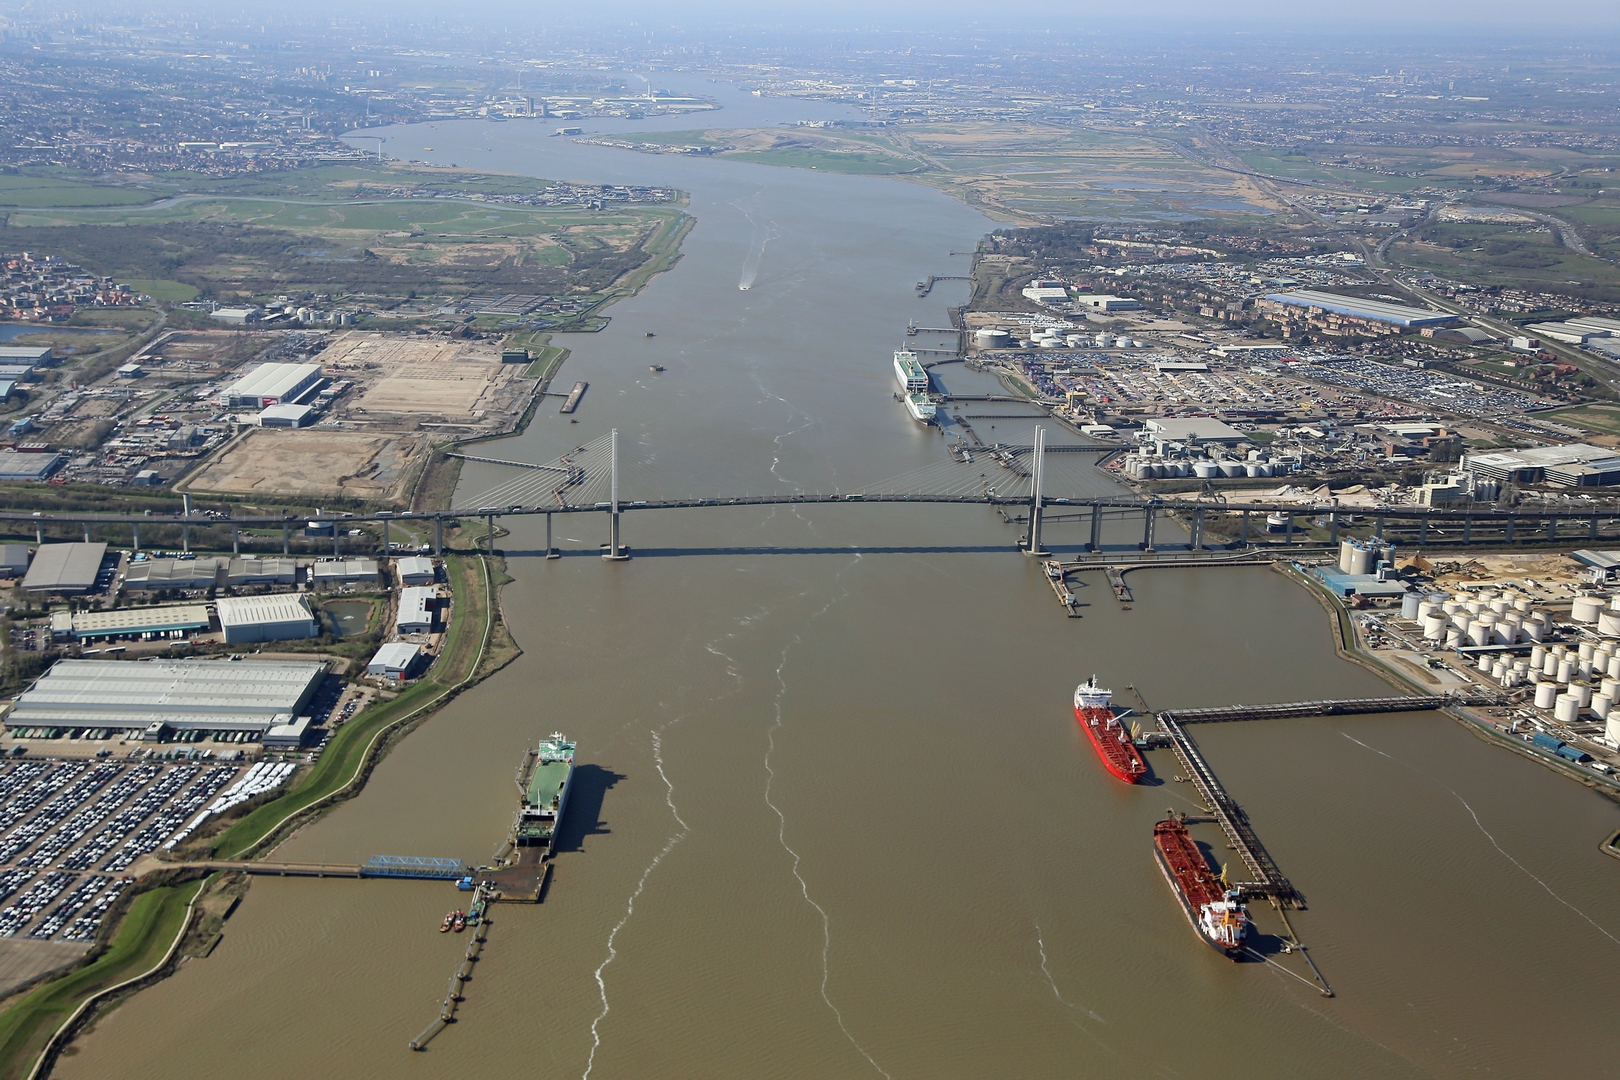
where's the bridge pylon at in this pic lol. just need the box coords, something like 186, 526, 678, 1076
1021, 425, 1050, 557
603, 428, 629, 561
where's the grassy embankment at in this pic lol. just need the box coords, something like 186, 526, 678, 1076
207, 551, 514, 860
0, 879, 204, 1080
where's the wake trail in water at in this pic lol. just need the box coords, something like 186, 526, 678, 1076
737, 200, 777, 290
761, 562, 889, 1078
1340, 731, 1620, 947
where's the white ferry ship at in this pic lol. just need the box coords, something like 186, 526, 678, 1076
904, 393, 936, 424
894, 349, 929, 393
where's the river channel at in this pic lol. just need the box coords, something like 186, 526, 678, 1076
58, 87, 1620, 1079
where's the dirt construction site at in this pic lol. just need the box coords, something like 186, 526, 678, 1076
179, 330, 542, 504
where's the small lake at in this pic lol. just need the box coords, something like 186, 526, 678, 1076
321, 599, 373, 638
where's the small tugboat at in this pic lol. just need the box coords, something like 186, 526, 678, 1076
439, 911, 455, 933
452, 910, 467, 933
644, 331, 656, 337
649, 364, 666, 372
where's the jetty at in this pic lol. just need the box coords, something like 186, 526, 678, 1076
559, 381, 588, 413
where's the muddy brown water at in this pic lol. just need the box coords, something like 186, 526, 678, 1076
58, 93, 1620, 1079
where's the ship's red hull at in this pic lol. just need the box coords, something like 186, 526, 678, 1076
1074, 705, 1147, 783
1153, 819, 1243, 959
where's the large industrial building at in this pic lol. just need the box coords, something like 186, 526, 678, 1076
1465, 444, 1620, 487
50, 604, 211, 642
215, 594, 319, 643
3, 657, 327, 738
1262, 290, 1456, 329
367, 641, 422, 680
21, 542, 108, 595
225, 362, 323, 408
395, 556, 436, 586
396, 587, 437, 634
310, 558, 380, 589
0, 449, 64, 481
1, 544, 28, 578
124, 556, 225, 592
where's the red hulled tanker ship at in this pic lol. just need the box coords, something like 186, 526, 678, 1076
1152, 814, 1251, 959
1073, 676, 1147, 783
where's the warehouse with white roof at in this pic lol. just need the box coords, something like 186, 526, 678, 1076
225, 362, 323, 407
21, 542, 107, 595
4, 657, 327, 737
396, 587, 437, 634
215, 594, 319, 643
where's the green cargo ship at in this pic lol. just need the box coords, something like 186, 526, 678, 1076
511, 732, 576, 854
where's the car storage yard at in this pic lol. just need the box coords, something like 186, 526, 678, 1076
0, 758, 246, 952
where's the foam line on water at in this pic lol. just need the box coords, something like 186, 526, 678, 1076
761, 560, 890, 1078
1340, 731, 1620, 948
582, 729, 690, 1080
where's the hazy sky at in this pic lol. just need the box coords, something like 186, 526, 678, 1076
19, 0, 1620, 32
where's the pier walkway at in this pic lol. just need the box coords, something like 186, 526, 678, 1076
1158, 717, 1301, 906
1160, 694, 1480, 726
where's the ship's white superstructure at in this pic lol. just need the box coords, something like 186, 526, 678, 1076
905, 393, 936, 424
894, 350, 929, 393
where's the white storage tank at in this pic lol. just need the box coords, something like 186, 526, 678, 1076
1555, 693, 1582, 725
1602, 677, 1620, 701
1442, 601, 1462, 616
1493, 624, 1517, 646
1219, 462, 1245, 478
1445, 628, 1463, 648
1610, 654, 1620, 681
1401, 593, 1422, 620
1543, 653, 1560, 677
1349, 545, 1374, 577
1609, 714, 1620, 744
1572, 595, 1605, 623
1245, 463, 1262, 477
1193, 461, 1219, 479
1558, 658, 1575, 683
1422, 615, 1446, 640
1574, 684, 1593, 707
1489, 599, 1511, 615
1535, 682, 1559, 709
1417, 600, 1439, 620
1476, 653, 1494, 672
1594, 694, 1613, 721
1523, 620, 1545, 642
1580, 642, 1596, 661
1531, 645, 1547, 669
1338, 540, 1358, 573
1599, 611, 1620, 637
1491, 658, 1509, 680
1467, 621, 1491, 647
1514, 598, 1533, 614
1258, 464, 1276, 477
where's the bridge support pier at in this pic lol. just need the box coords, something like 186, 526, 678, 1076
1593, 514, 1601, 541
233, 524, 240, 555
132, 523, 139, 553
546, 512, 558, 559
84, 523, 91, 544
1505, 517, 1514, 544
486, 515, 495, 555
1089, 504, 1102, 553
333, 529, 341, 557
1548, 516, 1557, 542
35, 523, 42, 545
1190, 507, 1204, 551
282, 523, 290, 555
1240, 510, 1249, 547
181, 522, 189, 553
1418, 514, 1427, 545
1328, 516, 1338, 545
1141, 506, 1156, 551
1463, 516, 1471, 545
382, 518, 389, 557
1285, 513, 1295, 545
434, 516, 443, 556
1375, 513, 1384, 540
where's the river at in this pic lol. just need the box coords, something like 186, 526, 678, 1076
57, 86, 1620, 1080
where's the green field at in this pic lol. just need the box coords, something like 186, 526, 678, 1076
0, 880, 203, 1080
725, 147, 919, 174
1536, 404, 1620, 436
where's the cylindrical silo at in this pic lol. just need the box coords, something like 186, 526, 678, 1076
1339, 540, 1357, 574
1514, 598, 1533, 614
1609, 714, 1620, 744
1610, 654, 1620, 681
1558, 658, 1575, 683
1349, 545, 1373, 576
1446, 628, 1463, 648
1443, 601, 1461, 616
1219, 462, 1244, 478
1477, 653, 1494, 672
1544, 652, 1561, 677
1531, 645, 1548, 669
1593, 694, 1612, 720
1401, 593, 1422, 620
1573, 596, 1605, 623
1493, 624, 1517, 646
1489, 599, 1510, 615
1600, 611, 1620, 637
1574, 684, 1593, 708
1535, 682, 1559, 709
1422, 615, 1446, 641
1602, 677, 1620, 701
1491, 658, 1509, 680
1194, 461, 1219, 479
1523, 620, 1545, 642
1580, 642, 1596, 661
1418, 600, 1438, 620
1555, 693, 1582, 724
1469, 621, 1492, 647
